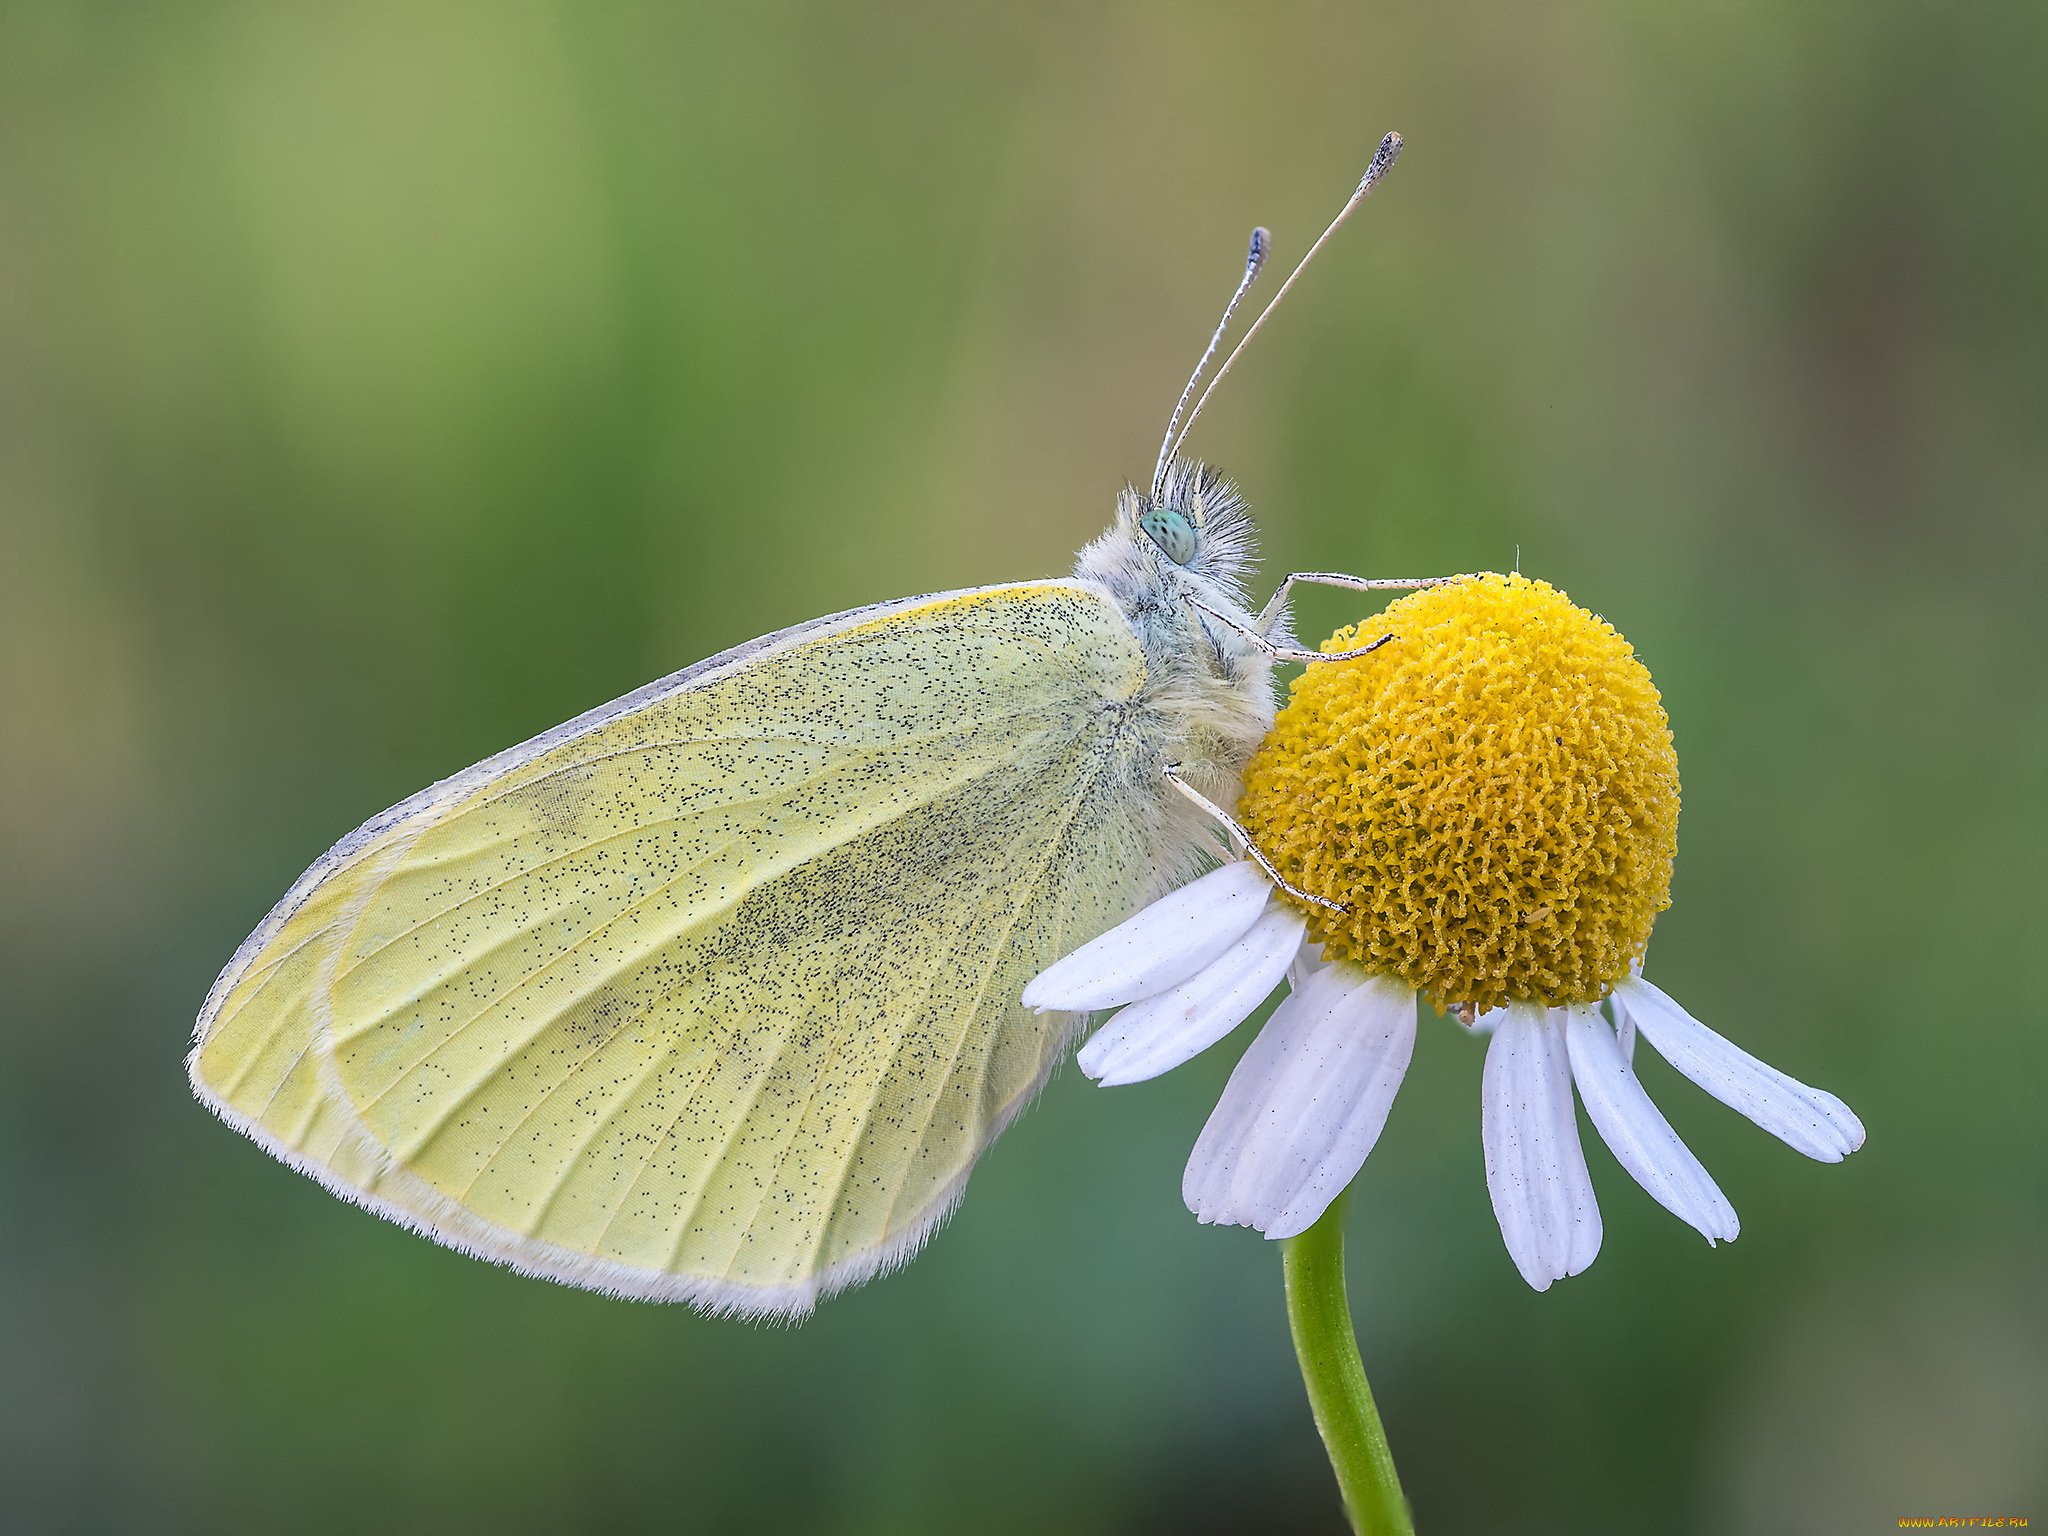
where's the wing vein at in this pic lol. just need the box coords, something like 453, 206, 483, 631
872, 740, 1114, 1235
357, 744, 1041, 1154
516, 1046, 680, 1240
336, 702, 1050, 983
587, 1029, 739, 1259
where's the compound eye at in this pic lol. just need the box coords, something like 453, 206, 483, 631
1140, 506, 1198, 565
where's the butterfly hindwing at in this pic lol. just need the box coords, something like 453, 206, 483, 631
191, 582, 1174, 1315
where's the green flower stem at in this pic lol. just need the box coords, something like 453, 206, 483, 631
1280, 1189, 1413, 1536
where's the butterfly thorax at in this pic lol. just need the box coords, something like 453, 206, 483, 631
1070, 458, 1282, 865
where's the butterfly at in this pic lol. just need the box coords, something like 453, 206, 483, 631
188, 133, 1408, 1320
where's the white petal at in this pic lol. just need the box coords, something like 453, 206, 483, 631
1182, 967, 1417, 1239
1618, 977, 1866, 1163
1481, 1005, 1603, 1290
1612, 1000, 1637, 1064
1565, 1005, 1739, 1244
1605, 991, 1638, 1064
1022, 862, 1272, 1012
1077, 906, 1307, 1085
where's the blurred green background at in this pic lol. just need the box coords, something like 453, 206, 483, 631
3, 3, 2043, 1532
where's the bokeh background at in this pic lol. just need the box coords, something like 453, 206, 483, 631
3, 4, 2044, 1532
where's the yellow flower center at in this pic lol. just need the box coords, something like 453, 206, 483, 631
1240, 573, 1679, 1014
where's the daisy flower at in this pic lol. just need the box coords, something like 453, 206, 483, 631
1024, 573, 1864, 1291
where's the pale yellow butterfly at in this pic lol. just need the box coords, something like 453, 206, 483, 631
187, 134, 1408, 1319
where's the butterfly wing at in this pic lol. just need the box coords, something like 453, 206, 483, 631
190, 582, 1176, 1317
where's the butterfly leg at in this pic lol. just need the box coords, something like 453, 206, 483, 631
1254, 571, 1463, 638
1186, 593, 1396, 663
1161, 763, 1348, 914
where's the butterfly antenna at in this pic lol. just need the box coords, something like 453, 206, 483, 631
1151, 227, 1271, 503
1167, 131, 1403, 468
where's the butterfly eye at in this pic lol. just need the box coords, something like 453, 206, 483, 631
1141, 506, 1198, 565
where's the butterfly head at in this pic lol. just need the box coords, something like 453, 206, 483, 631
1129, 455, 1256, 590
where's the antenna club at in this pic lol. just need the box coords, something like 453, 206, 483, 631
1249, 226, 1272, 270
1360, 132, 1403, 195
